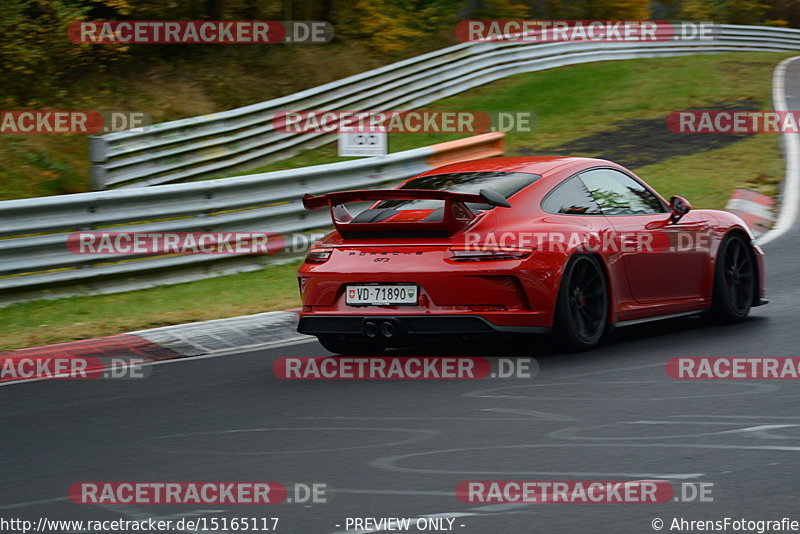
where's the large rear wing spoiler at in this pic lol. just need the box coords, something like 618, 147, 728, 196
302, 188, 510, 236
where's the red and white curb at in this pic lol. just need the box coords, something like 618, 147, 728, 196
0, 310, 305, 384
725, 188, 776, 237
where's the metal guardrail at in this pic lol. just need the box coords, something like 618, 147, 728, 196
90, 24, 800, 189
0, 133, 504, 305
5, 24, 800, 305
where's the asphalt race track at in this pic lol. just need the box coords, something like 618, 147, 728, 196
3, 65, 800, 533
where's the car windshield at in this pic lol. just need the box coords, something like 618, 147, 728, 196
376, 171, 541, 211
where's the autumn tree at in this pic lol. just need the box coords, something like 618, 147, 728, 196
0, 0, 129, 105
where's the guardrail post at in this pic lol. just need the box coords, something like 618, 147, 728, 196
90, 165, 108, 191
89, 136, 109, 190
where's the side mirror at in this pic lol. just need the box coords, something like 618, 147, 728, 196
669, 195, 691, 223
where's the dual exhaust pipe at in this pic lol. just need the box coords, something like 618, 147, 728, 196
363, 320, 397, 338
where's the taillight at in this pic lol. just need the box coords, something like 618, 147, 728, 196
305, 248, 332, 263
448, 246, 533, 261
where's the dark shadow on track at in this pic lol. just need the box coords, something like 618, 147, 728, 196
370, 314, 769, 360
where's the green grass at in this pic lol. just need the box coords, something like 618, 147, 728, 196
637, 134, 785, 208
0, 261, 303, 351
1, 52, 791, 350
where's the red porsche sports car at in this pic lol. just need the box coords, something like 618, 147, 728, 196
296, 157, 766, 353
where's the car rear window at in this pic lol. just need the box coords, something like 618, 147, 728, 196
377, 171, 541, 211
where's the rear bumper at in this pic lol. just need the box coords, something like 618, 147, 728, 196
297, 314, 549, 336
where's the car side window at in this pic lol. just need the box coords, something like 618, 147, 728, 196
579, 168, 665, 215
541, 175, 603, 215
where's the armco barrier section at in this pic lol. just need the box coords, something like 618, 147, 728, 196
0, 133, 504, 305
89, 25, 800, 189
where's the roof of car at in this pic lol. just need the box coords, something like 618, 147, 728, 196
417, 156, 614, 177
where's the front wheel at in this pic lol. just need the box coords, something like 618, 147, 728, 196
317, 334, 385, 356
709, 233, 755, 323
553, 255, 609, 351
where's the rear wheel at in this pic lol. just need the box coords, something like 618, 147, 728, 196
317, 334, 385, 356
553, 255, 609, 351
709, 233, 755, 323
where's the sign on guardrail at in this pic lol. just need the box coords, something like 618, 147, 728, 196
338, 132, 388, 157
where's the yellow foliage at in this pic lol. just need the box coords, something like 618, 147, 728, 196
95, 0, 132, 15
592, 0, 652, 19
680, 0, 714, 20
337, 0, 443, 54
480, 0, 530, 18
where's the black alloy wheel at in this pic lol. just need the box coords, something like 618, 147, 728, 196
555, 255, 609, 351
710, 233, 755, 322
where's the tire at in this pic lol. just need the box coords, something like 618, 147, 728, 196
709, 233, 755, 323
317, 334, 385, 356
553, 255, 609, 351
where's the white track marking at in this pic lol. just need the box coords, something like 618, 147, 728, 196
332, 489, 455, 497
301, 416, 536, 421
480, 408, 579, 422
371, 446, 704, 479
548, 420, 800, 441
759, 56, 800, 245
671, 414, 800, 420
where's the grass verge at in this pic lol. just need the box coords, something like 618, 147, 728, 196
0, 262, 302, 350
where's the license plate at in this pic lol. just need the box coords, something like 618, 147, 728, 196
346, 285, 418, 305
